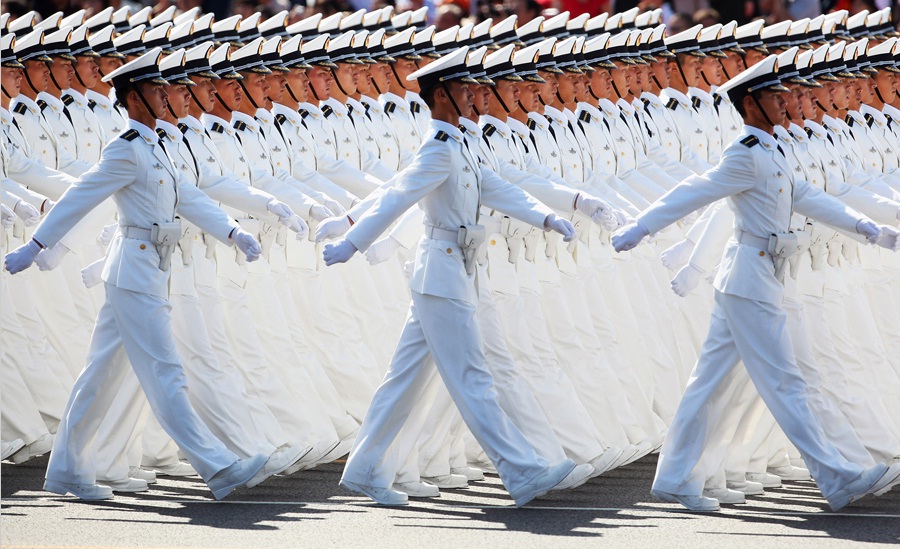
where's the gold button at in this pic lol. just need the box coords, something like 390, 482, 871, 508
490, 239, 496, 245
446, 248, 453, 254
779, 188, 783, 193
140, 244, 146, 250
194, 235, 199, 240
759, 251, 765, 257
159, 180, 164, 184
87, 143, 91, 147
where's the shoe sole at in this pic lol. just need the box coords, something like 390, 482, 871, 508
872, 467, 900, 497
44, 480, 113, 500
651, 490, 720, 512
340, 480, 408, 506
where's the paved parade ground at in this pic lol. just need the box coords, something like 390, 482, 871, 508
2, 454, 898, 548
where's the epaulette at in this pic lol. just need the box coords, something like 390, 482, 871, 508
177, 123, 189, 134
886, 114, 894, 129
114, 100, 125, 110
640, 97, 651, 110
739, 135, 759, 148
665, 98, 678, 111
864, 113, 875, 127
384, 101, 396, 114
410, 101, 421, 114
88, 99, 97, 111
321, 104, 334, 118
434, 130, 450, 142
713, 94, 724, 108
804, 127, 813, 138
275, 113, 287, 126
37, 99, 49, 111
210, 122, 225, 134
482, 123, 496, 137
298, 108, 309, 119
233, 120, 247, 131
526, 118, 536, 131
457, 124, 466, 133
121, 129, 140, 141
845, 114, 854, 127
12, 103, 27, 115
578, 110, 591, 123
156, 128, 167, 139
62, 95, 75, 106
544, 114, 553, 124
691, 96, 702, 110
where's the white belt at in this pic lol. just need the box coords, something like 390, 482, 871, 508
735, 230, 769, 251
482, 216, 502, 235
426, 225, 459, 243
120, 226, 152, 241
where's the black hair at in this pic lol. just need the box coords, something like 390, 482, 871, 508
419, 81, 438, 109
113, 82, 134, 110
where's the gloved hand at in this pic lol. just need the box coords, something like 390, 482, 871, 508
612, 220, 650, 252
403, 259, 414, 279
705, 265, 718, 285
875, 225, 900, 251
323, 197, 345, 216
230, 227, 261, 262
13, 200, 40, 226
35, 242, 70, 271
856, 218, 881, 244
544, 214, 576, 242
4, 239, 42, 274
267, 198, 295, 221
284, 215, 309, 239
576, 194, 618, 231
1, 204, 14, 229
323, 238, 358, 266
309, 204, 334, 222
660, 238, 695, 272
366, 236, 401, 265
97, 223, 118, 246
81, 258, 104, 288
315, 216, 352, 242
670, 262, 704, 297
614, 210, 631, 228
680, 209, 700, 227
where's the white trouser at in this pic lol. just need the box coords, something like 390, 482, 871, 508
863, 269, 900, 373
653, 291, 865, 499
341, 290, 550, 493
46, 283, 237, 485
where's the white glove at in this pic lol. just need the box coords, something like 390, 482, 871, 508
612, 220, 650, 252
680, 209, 700, 227
875, 225, 900, 251
670, 262, 704, 297
613, 210, 630, 228
544, 214, 576, 242
366, 236, 401, 265
266, 198, 294, 220
1, 204, 14, 228
98, 223, 118, 246
856, 218, 881, 244
309, 204, 334, 222
660, 239, 695, 272
286, 215, 309, 239
231, 228, 262, 262
323, 197, 345, 216
315, 216, 352, 242
323, 238, 358, 266
13, 200, 40, 226
35, 242, 70, 271
81, 258, 104, 288
4, 239, 42, 274
576, 194, 618, 231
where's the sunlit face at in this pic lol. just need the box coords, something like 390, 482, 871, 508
751, 89, 787, 125
240, 71, 270, 107
719, 51, 745, 79
650, 59, 670, 89
266, 71, 288, 103
700, 56, 724, 87
127, 82, 168, 118
492, 79, 520, 113
536, 71, 558, 104
332, 62, 358, 95
48, 58, 75, 90
446, 80, 474, 118
670, 54, 702, 87
800, 87, 818, 119
589, 67, 613, 99
306, 65, 333, 99
23, 60, 51, 92
874, 69, 897, 102
213, 77, 243, 111
164, 83, 191, 118
356, 64, 373, 95
73, 56, 100, 88
555, 72, 577, 104
284, 67, 309, 103
188, 75, 217, 112
784, 84, 804, 120
517, 80, 541, 112
1, 66, 23, 97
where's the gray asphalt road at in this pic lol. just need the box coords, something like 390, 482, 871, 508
3, 454, 899, 548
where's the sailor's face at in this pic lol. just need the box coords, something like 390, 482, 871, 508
74, 56, 100, 88
98, 57, 123, 78
164, 83, 191, 118
24, 60, 50, 92
701, 55, 723, 86
494, 79, 520, 112
758, 89, 787, 124
136, 82, 168, 116
1, 67, 23, 97
188, 75, 216, 111
307, 66, 333, 99
49, 58, 75, 89
448, 80, 474, 117
720, 51, 745, 79
650, 60, 669, 89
